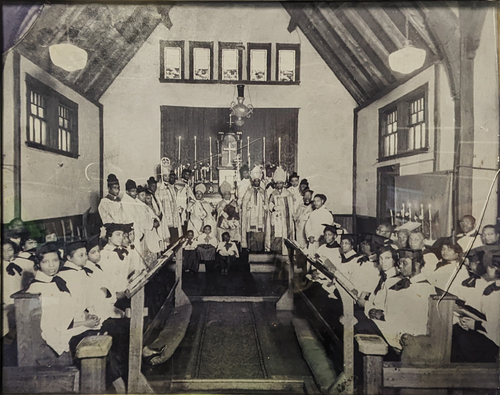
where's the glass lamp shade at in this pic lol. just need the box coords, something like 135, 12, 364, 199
49, 43, 88, 72
388, 41, 426, 75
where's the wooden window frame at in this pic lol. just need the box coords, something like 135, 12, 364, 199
218, 42, 243, 82
25, 74, 79, 159
378, 84, 429, 161
159, 40, 185, 82
247, 43, 271, 82
276, 43, 300, 84
189, 41, 214, 81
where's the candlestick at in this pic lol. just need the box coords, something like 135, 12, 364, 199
420, 204, 424, 220
194, 136, 197, 163
428, 204, 432, 240
263, 137, 266, 165
278, 137, 281, 166
402, 203, 405, 222
390, 209, 394, 226
209, 137, 213, 183
247, 136, 250, 166
408, 203, 412, 221
178, 136, 181, 162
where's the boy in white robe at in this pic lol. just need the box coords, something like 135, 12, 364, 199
305, 194, 334, 255
98, 174, 124, 224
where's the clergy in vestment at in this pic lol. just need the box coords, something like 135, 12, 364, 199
241, 165, 268, 252
294, 189, 314, 248
187, 183, 217, 237
157, 171, 181, 242
287, 172, 302, 214
304, 194, 334, 254
237, 164, 252, 206
175, 169, 196, 234
216, 181, 241, 242
98, 174, 124, 224
135, 186, 162, 254
266, 167, 295, 255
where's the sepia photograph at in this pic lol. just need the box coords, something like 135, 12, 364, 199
2, 1, 500, 394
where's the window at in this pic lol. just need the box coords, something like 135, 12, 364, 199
276, 43, 300, 83
247, 43, 271, 82
189, 41, 214, 81
218, 42, 243, 81
379, 84, 428, 160
160, 40, 184, 80
26, 75, 78, 158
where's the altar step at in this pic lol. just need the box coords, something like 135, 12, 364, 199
149, 378, 314, 394
194, 253, 290, 273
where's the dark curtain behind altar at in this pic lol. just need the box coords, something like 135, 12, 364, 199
160, 106, 298, 179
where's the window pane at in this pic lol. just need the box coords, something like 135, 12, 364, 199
415, 124, 421, 149
41, 121, 46, 145
165, 47, 181, 79
222, 48, 238, 81
278, 50, 295, 82
250, 49, 267, 81
193, 47, 211, 80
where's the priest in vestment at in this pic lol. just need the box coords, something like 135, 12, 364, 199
216, 181, 241, 242
156, 171, 181, 242
175, 169, 196, 234
241, 166, 268, 252
187, 183, 216, 237
237, 164, 251, 205
266, 167, 295, 255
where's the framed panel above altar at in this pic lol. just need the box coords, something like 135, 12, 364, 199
160, 106, 298, 187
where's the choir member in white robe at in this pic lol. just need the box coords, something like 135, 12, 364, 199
266, 167, 295, 255
27, 243, 98, 357
217, 232, 240, 275
455, 249, 490, 310
457, 215, 483, 251
187, 183, 217, 237
482, 224, 500, 246
287, 172, 302, 214
481, 255, 500, 345
182, 230, 199, 273
175, 169, 196, 234
294, 189, 314, 248
408, 232, 439, 274
427, 242, 469, 299
237, 164, 251, 206
13, 234, 37, 288
376, 250, 435, 351
305, 194, 334, 254
216, 181, 240, 242
3, 239, 23, 337
147, 177, 170, 249
121, 179, 141, 242
98, 174, 124, 224
99, 224, 131, 300
241, 166, 268, 252
314, 225, 342, 294
363, 246, 402, 319
157, 171, 181, 242
136, 186, 162, 254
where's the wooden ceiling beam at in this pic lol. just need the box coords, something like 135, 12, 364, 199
301, 5, 378, 96
398, 4, 438, 55
317, 4, 391, 87
364, 6, 406, 49
283, 5, 367, 104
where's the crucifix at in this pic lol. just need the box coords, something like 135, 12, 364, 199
222, 137, 238, 166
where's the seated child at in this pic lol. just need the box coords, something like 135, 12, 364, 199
182, 230, 199, 274
3, 239, 22, 338
195, 225, 218, 272
217, 232, 239, 276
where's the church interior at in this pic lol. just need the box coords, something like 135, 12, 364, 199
2, 2, 500, 394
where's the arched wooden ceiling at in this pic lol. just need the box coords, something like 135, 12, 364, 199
283, 2, 458, 106
10, 2, 468, 106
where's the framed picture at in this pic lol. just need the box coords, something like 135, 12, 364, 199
276, 43, 300, 83
219, 42, 243, 81
190, 41, 214, 81
160, 40, 184, 80
247, 43, 271, 82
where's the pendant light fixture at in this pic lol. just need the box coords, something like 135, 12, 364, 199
230, 85, 253, 127
388, 15, 426, 75
49, 26, 87, 72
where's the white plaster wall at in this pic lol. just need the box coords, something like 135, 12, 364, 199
3, 52, 15, 221
12, 55, 101, 222
472, 8, 499, 224
100, 3, 356, 213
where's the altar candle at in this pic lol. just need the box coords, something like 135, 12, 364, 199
390, 209, 394, 226
420, 204, 424, 219
278, 137, 281, 166
263, 137, 266, 164
178, 136, 181, 162
402, 203, 405, 218
408, 203, 412, 221
428, 204, 432, 240
247, 136, 250, 166
194, 136, 197, 163
209, 137, 213, 182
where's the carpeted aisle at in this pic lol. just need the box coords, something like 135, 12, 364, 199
195, 302, 267, 379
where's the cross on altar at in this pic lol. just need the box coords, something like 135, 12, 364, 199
222, 142, 237, 166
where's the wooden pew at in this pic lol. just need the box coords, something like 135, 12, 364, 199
3, 291, 112, 394
356, 295, 500, 395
